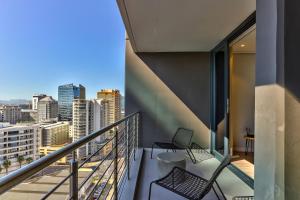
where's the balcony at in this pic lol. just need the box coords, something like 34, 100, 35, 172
134, 149, 253, 200
0, 112, 140, 200
0, 112, 254, 200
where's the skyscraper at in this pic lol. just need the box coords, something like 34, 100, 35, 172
96, 89, 121, 126
90, 99, 103, 132
96, 90, 121, 157
58, 84, 85, 121
72, 99, 90, 158
37, 96, 58, 122
72, 99, 104, 158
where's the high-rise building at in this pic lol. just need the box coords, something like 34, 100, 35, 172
40, 122, 69, 146
58, 84, 85, 121
0, 123, 41, 173
0, 105, 22, 124
96, 90, 121, 159
32, 94, 47, 110
100, 100, 110, 127
90, 99, 110, 154
72, 99, 105, 158
69, 124, 73, 139
90, 99, 103, 132
97, 89, 121, 126
72, 99, 90, 158
37, 96, 58, 122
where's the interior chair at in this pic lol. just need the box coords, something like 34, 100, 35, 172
148, 155, 231, 200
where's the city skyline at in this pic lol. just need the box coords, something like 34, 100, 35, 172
0, 84, 125, 102
0, 0, 125, 100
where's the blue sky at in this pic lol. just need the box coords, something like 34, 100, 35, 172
0, 0, 125, 100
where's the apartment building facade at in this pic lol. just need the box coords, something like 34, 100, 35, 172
72, 98, 112, 159
40, 122, 69, 146
72, 99, 91, 158
97, 89, 121, 126
37, 96, 58, 122
32, 94, 47, 110
20, 109, 38, 123
0, 123, 40, 173
0, 106, 22, 125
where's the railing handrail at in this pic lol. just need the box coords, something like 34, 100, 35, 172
0, 111, 139, 195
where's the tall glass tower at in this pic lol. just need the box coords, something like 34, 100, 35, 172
58, 84, 85, 121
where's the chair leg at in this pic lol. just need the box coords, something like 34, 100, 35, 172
186, 149, 197, 164
245, 139, 248, 155
212, 185, 221, 200
151, 144, 155, 159
215, 181, 227, 200
148, 181, 155, 200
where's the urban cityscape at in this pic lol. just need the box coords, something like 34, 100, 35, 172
0, 84, 124, 176
1, 0, 299, 199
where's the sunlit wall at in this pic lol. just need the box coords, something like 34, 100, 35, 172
125, 39, 211, 148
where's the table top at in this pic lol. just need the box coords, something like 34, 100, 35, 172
157, 152, 186, 163
244, 135, 255, 140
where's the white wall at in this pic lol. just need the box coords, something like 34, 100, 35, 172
230, 53, 255, 152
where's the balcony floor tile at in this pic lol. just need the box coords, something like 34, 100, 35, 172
135, 148, 254, 200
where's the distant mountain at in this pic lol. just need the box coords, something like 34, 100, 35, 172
0, 99, 31, 105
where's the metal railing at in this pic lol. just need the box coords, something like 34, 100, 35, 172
0, 112, 140, 200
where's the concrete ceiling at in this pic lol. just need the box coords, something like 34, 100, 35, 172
232, 28, 256, 53
117, 0, 256, 52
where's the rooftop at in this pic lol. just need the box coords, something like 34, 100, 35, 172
0, 123, 39, 130
39, 96, 56, 102
40, 122, 69, 129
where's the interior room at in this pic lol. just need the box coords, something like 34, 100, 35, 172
229, 26, 256, 179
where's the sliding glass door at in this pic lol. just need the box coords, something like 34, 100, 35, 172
212, 43, 229, 156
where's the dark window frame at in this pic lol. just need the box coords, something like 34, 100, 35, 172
210, 11, 256, 188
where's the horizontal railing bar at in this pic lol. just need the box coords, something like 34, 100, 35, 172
41, 173, 72, 200
117, 124, 135, 134
118, 143, 126, 154
0, 112, 139, 195
116, 129, 135, 142
78, 148, 115, 190
96, 168, 115, 200
117, 173, 127, 198
78, 136, 115, 169
89, 145, 127, 200
116, 162, 129, 199
103, 179, 116, 200
116, 133, 126, 145
85, 159, 115, 200
117, 162, 126, 183
109, 187, 116, 200
126, 138, 135, 154
117, 157, 126, 172
79, 143, 124, 191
